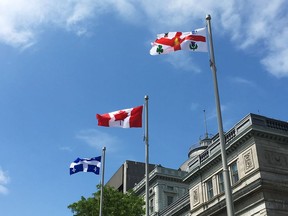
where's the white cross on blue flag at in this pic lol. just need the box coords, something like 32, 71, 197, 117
70, 156, 101, 175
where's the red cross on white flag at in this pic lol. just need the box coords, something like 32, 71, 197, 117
150, 27, 208, 55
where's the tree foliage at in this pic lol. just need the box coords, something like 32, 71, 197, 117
68, 185, 145, 216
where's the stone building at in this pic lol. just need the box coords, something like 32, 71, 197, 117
184, 113, 288, 216
106, 160, 156, 193
133, 165, 189, 215
107, 113, 288, 215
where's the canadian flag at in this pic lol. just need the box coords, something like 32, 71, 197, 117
96, 106, 143, 128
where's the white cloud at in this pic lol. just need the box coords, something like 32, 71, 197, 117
231, 77, 256, 87
0, 185, 9, 195
0, 168, 10, 195
261, 49, 288, 78
0, 0, 54, 47
219, 0, 288, 77
59, 146, 73, 152
110, 0, 139, 22
0, 0, 108, 47
163, 52, 202, 73
0, 0, 288, 77
260, 26, 288, 78
139, 0, 288, 77
76, 129, 120, 152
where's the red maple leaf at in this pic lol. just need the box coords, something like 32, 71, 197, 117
114, 110, 128, 121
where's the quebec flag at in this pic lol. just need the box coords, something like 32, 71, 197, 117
70, 156, 101, 175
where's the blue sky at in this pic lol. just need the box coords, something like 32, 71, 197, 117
1, 0, 288, 215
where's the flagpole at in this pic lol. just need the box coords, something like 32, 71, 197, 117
99, 146, 106, 216
144, 95, 149, 216
206, 14, 235, 216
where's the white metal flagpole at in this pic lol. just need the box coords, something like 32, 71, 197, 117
144, 95, 149, 216
99, 146, 106, 216
206, 14, 235, 216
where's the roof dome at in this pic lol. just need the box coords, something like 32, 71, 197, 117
179, 135, 212, 172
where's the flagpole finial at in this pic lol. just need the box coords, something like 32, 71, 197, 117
145, 95, 149, 100
206, 14, 211, 20
102, 146, 106, 151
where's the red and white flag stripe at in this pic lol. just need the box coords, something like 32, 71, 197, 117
96, 106, 143, 128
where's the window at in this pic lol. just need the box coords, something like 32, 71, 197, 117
206, 178, 214, 200
149, 199, 154, 214
167, 196, 174, 206
218, 171, 224, 193
230, 161, 239, 185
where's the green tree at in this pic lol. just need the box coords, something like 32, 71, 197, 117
68, 185, 145, 216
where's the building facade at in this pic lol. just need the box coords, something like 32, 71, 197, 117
107, 113, 288, 216
133, 165, 189, 215
184, 113, 288, 216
